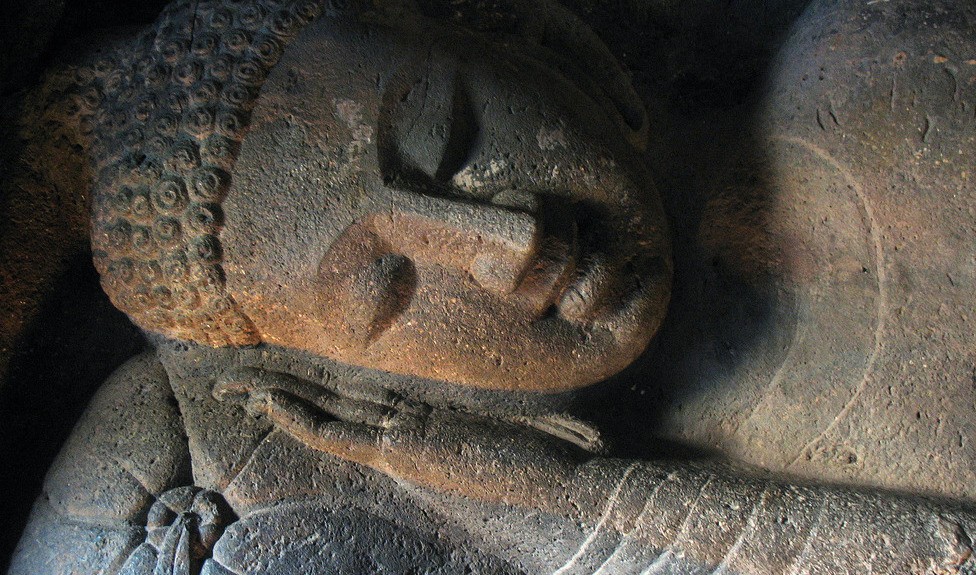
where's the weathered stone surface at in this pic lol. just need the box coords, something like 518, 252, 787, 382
3, 0, 976, 573
634, 0, 976, 502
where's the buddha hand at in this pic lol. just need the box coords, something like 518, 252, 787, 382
213, 366, 590, 505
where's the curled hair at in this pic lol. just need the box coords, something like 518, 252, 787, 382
90, 0, 323, 346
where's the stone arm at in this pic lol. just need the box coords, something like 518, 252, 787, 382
217, 367, 976, 575
8, 353, 234, 575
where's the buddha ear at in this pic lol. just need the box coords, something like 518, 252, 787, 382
377, 48, 480, 190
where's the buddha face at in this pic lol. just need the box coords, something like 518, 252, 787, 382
221, 16, 671, 392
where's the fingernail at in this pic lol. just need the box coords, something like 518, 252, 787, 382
244, 389, 271, 415
213, 367, 259, 401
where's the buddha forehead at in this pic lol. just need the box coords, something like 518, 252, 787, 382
221, 16, 672, 392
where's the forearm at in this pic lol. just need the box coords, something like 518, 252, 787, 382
218, 371, 976, 573
537, 458, 975, 575
410, 452, 974, 574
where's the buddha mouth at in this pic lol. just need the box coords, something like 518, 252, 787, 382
499, 197, 579, 321
512, 197, 656, 327
442, 189, 628, 325
550, 235, 658, 327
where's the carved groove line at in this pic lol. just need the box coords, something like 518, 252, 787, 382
552, 462, 638, 575
777, 136, 888, 467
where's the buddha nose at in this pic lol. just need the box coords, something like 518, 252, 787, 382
370, 188, 541, 294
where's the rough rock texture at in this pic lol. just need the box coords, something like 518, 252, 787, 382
612, 0, 976, 502
3, 0, 976, 573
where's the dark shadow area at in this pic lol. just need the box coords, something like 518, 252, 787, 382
1, 0, 168, 96
0, 254, 143, 569
0, 2, 167, 567
565, 0, 814, 460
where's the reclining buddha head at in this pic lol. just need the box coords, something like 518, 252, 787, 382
91, 0, 671, 392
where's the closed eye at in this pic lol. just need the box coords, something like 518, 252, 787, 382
377, 62, 481, 191
434, 78, 479, 182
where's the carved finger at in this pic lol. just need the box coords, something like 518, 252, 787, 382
155, 517, 193, 575
332, 378, 401, 407
172, 525, 194, 575
218, 367, 426, 431
318, 395, 393, 427
248, 389, 382, 464
215, 366, 334, 409
212, 367, 256, 402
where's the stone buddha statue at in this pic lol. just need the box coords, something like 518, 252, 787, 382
7, 0, 976, 573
